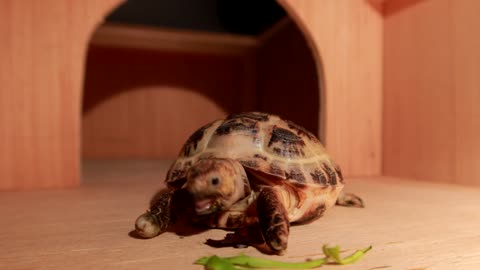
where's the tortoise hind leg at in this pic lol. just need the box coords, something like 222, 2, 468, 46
336, 192, 365, 208
257, 186, 290, 255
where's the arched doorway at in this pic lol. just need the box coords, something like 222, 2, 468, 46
0, 0, 383, 191
82, 0, 323, 161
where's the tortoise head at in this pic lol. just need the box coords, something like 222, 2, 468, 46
185, 158, 249, 215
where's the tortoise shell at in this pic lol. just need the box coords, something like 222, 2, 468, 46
166, 112, 344, 193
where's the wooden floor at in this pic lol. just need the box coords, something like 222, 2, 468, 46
1, 160, 480, 270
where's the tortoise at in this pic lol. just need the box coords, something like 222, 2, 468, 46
134, 112, 363, 255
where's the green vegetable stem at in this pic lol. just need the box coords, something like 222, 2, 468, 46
195, 244, 372, 269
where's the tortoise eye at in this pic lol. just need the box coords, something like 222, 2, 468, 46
211, 177, 220, 186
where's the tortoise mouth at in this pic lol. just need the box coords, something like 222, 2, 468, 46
194, 198, 217, 215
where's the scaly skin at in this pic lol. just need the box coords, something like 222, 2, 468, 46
256, 186, 290, 255
135, 190, 175, 238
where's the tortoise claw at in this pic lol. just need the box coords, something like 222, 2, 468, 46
336, 192, 365, 208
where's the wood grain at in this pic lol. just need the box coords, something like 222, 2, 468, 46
280, 0, 383, 177
91, 23, 258, 56
2, 160, 480, 269
383, 0, 455, 183
0, 0, 122, 190
383, 0, 480, 185
453, 0, 480, 185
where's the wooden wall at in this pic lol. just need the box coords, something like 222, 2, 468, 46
0, 0, 122, 190
85, 1, 382, 180
0, 0, 383, 190
383, 0, 480, 185
280, 0, 384, 176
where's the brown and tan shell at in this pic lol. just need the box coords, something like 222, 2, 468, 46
165, 112, 344, 222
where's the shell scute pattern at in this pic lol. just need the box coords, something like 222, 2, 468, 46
268, 126, 305, 147
167, 112, 342, 191
285, 165, 306, 183
215, 117, 259, 136
286, 120, 319, 142
322, 163, 337, 185
227, 111, 270, 122
267, 126, 306, 159
180, 122, 214, 157
310, 169, 328, 185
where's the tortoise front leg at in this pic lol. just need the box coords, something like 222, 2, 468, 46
256, 187, 290, 255
135, 190, 175, 238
